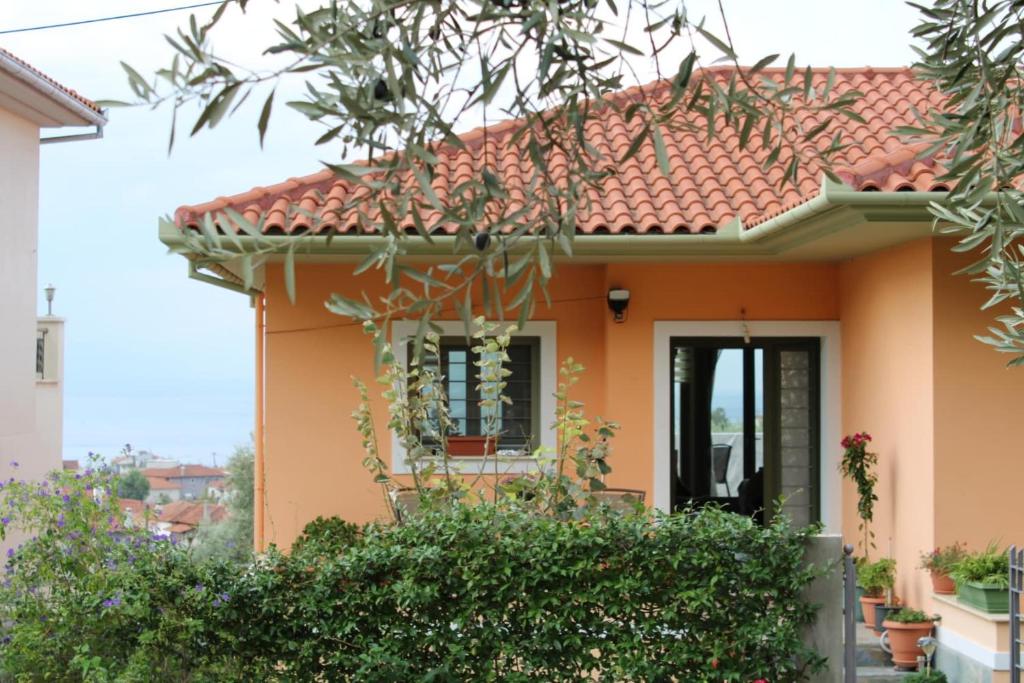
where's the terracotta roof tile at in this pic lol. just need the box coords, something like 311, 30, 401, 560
175, 66, 949, 236
0, 47, 104, 116
141, 465, 226, 479
146, 477, 180, 491
157, 500, 227, 526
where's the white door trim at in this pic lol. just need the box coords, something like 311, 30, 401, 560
651, 321, 842, 533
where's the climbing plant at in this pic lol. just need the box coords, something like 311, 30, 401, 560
839, 431, 877, 560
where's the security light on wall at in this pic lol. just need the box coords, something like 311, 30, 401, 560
607, 288, 630, 323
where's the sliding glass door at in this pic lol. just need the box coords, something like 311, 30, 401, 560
669, 337, 820, 525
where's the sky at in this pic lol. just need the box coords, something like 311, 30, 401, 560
1, 0, 921, 466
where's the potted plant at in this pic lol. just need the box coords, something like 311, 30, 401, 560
919, 542, 965, 595
446, 433, 495, 457
882, 609, 939, 670
858, 557, 896, 630
840, 431, 878, 621
950, 544, 1010, 613
904, 672, 947, 683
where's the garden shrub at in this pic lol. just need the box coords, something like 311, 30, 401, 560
231, 505, 826, 681
1, 465, 826, 681
0, 465, 242, 682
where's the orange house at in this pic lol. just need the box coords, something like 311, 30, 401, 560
165, 67, 1021, 680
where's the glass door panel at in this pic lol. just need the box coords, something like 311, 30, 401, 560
670, 338, 819, 525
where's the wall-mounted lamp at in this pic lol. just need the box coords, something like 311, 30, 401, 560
607, 288, 630, 323
44, 284, 55, 316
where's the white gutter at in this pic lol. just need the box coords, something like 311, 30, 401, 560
0, 51, 108, 129
40, 125, 105, 145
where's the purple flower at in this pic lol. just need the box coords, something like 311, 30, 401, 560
193, 583, 204, 592
8, 461, 17, 469
219, 592, 230, 602
56, 514, 64, 528
62, 494, 70, 503
1, 517, 8, 526
5, 548, 12, 559
101, 597, 121, 609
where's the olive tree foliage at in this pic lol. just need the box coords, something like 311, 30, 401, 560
908, 0, 1024, 364
121, 0, 862, 350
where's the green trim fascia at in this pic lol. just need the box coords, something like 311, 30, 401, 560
188, 261, 258, 297
158, 175, 955, 262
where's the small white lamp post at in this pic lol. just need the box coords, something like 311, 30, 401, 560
44, 284, 55, 316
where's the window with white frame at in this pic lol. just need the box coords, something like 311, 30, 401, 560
391, 321, 557, 472
412, 337, 540, 451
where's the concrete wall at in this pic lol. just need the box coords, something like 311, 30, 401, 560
0, 107, 41, 484
838, 238, 936, 608
35, 317, 64, 471
260, 260, 839, 549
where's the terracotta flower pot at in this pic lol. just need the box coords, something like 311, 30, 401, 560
446, 435, 495, 457
930, 570, 956, 595
883, 618, 935, 669
859, 595, 886, 630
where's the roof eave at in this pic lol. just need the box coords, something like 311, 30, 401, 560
0, 53, 107, 128
160, 175, 957, 296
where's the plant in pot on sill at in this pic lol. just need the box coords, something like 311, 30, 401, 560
857, 557, 897, 631
882, 609, 939, 671
919, 542, 966, 595
353, 318, 620, 519
840, 431, 878, 621
950, 543, 1010, 613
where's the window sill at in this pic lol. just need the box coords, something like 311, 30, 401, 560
396, 454, 545, 476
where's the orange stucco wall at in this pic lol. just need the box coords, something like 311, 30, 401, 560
840, 236, 1024, 614
260, 260, 839, 549
932, 241, 1024, 554
839, 238, 936, 608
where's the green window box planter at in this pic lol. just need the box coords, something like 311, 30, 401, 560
957, 581, 1009, 613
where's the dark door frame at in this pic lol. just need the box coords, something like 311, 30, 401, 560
668, 336, 821, 522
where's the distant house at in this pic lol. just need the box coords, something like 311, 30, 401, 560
61, 459, 79, 472
206, 479, 228, 502
144, 475, 181, 504
116, 498, 151, 529
154, 500, 226, 539
142, 465, 226, 500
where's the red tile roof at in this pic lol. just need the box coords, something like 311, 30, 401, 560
0, 47, 104, 117
157, 500, 227, 527
145, 476, 180, 491
141, 465, 226, 479
175, 66, 947, 236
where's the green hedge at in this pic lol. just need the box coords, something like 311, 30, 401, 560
221, 506, 825, 681
0, 467, 825, 681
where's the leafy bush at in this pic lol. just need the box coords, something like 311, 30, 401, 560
289, 514, 360, 562
950, 544, 1009, 588
857, 558, 896, 596
904, 670, 948, 683
1, 481, 826, 681
0, 463, 242, 680
919, 542, 966, 573
353, 320, 620, 520
228, 505, 826, 681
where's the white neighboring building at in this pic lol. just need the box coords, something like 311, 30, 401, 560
0, 49, 106, 551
